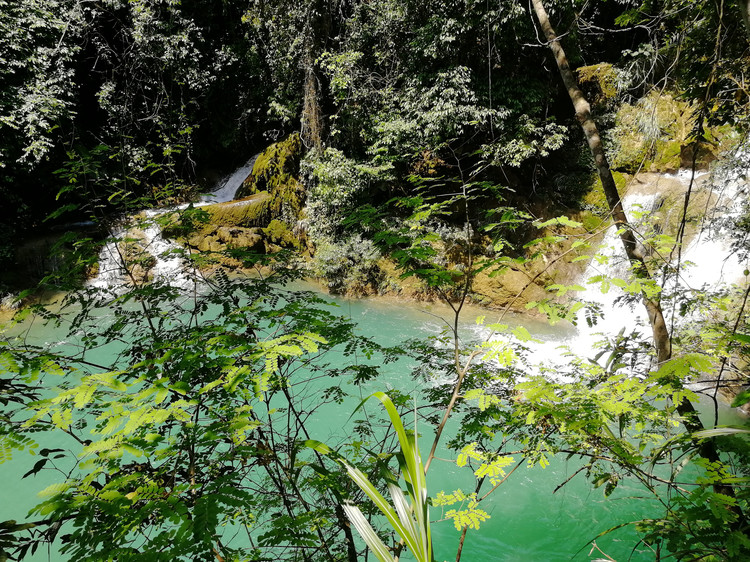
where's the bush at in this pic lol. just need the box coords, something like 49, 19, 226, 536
311, 234, 383, 296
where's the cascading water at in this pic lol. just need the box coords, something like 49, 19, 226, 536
481, 163, 749, 380
507, 191, 665, 378
679, 162, 749, 291
89, 156, 257, 289
88, 225, 128, 290
88, 212, 192, 290
87, 152, 750, 381
199, 155, 258, 204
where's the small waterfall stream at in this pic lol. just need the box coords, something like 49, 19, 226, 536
89, 156, 257, 289
199, 156, 258, 204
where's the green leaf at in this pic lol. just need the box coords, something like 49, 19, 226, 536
731, 390, 750, 408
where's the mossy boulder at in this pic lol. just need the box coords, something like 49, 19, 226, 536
234, 133, 305, 222
158, 134, 307, 268
187, 226, 265, 254
471, 268, 548, 310
263, 219, 300, 250
203, 193, 272, 228
610, 91, 727, 173
577, 63, 619, 108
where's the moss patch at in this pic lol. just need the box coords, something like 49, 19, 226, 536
263, 219, 300, 249
203, 193, 272, 229
610, 91, 728, 173
582, 171, 628, 213
577, 63, 618, 108
235, 133, 305, 221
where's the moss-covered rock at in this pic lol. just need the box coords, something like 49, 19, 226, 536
203, 192, 272, 228
234, 133, 305, 222
577, 63, 619, 108
263, 219, 300, 250
158, 134, 309, 270
471, 268, 548, 310
581, 170, 629, 214
610, 91, 727, 173
186, 225, 265, 251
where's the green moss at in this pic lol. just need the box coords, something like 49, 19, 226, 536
262, 219, 300, 249
579, 211, 604, 232
204, 192, 272, 228
159, 207, 211, 239
649, 139, 681, 171
582, 171, 627, 213
610, 90, 728, 173
576, 63, 618, 107
235, 133, 305, 221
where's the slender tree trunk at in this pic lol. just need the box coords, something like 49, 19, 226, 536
530, 0, 744, 518
529, 0, 671, 363
738, 0, 750, 38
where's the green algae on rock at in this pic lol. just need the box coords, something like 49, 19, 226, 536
234, 133, 305, 222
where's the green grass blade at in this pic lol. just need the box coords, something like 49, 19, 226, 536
342, 503, 395, 562
388, 482, 419, 544
344, 461, 421, 556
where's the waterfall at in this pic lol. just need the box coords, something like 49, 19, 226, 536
492, 163, 749, 380
88, 213, 191, 291
199, 156, 258, 204
565, 169, 749, 370
89, 157, 258, 290
88, 225, 128, 290
518, 191, 665, 378
679, 163, 749, 291
572, 193, 662, 348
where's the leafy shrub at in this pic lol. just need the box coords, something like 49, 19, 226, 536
311, 234, 383, 295
303, 148, 386, 241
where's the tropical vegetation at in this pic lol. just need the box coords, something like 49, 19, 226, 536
1, 0, 750, 560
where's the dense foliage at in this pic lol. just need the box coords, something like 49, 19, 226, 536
1, 0, 750, 561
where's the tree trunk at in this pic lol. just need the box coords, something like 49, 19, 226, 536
529, 0, 672, 363
738, 0, 750, 39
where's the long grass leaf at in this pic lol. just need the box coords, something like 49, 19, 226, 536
342, 503, 394, 562
344, 462, 421, 556
388, 482, 419, 542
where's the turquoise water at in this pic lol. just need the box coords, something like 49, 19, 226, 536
0, 283, 733, 561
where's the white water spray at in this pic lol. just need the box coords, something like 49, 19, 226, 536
89, 156, 258, 290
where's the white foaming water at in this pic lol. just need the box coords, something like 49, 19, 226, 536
510, 193, 662, 378
88, 214, 191, 291
89, 222, 128, 290
479, 159, 749, 381
89, 157, 258, 290
679, 158, 749, 291
143, 209, 193, 287
199, 156, 258, 204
